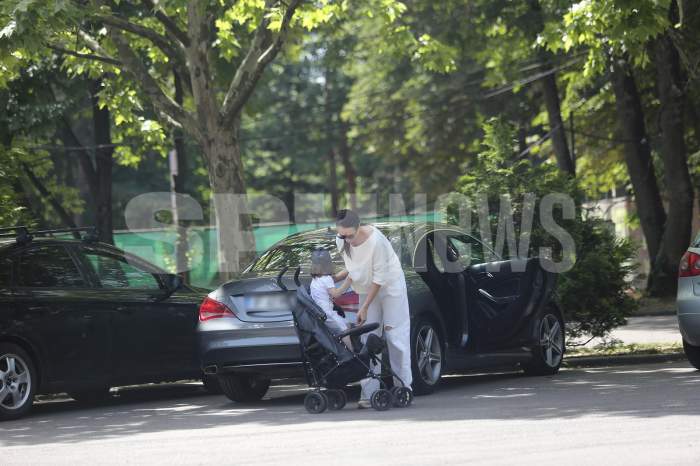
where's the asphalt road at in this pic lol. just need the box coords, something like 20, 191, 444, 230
2, 361, 700, 465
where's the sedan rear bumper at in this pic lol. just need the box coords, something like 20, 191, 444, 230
677, 277, 700, 346
198, 326, 303, 377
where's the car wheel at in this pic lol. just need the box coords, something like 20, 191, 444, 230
202, 374, 223, 395
683, 340, 700, 370
218, 374, 271, 402
523, 309, 565, 376
410, 317, 443, 395
0, 343, 37, 421
68, 387, 112, 404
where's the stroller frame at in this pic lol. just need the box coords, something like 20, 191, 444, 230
278, 267, 413, 413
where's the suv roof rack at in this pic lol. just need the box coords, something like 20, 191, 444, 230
0, 226, 99, 245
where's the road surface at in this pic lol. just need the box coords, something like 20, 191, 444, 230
1, 361, 699, 465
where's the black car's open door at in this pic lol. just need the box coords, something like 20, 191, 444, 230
467, 257, 555, 347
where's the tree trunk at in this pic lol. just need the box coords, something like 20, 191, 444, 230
609, 56, 666, 266
172, 70, 190, 282
90, 79, 114, 244
526, 0, 575, 176
205, 122, 256, 279
328, 149, 339, 216
541, 72, 575, 176
650, 32, 695, 296
324, 68, 340, 216
337, 123, 357, 210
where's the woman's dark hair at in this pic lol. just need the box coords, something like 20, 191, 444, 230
335, 209, 361, 257
336, 209, 360, 229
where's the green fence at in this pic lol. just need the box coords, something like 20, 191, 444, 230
113, 212, 442, 288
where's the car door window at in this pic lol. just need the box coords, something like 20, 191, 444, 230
428, 238, 446, 273
0, 257, 13, 288
16, 245, 85, 288
447, 234, 486, 268
84, 250, 161, 290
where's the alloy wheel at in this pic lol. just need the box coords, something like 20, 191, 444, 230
415, 325, 442, 386
0, 353, 32, 411
539, 314, 564, 368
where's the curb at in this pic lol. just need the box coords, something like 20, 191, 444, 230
563, 352, 687, 368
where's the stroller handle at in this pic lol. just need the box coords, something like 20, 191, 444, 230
293, 267, 302, 286
276, 266, 289, 291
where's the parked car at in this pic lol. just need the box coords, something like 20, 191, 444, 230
677, 233, 700, 369
0, 227, 210, 421
199, 222, 563, 403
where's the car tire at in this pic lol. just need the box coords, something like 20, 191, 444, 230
523, 308, 565, 376
68, 387, 112, 404
0, 343, 37, 421
202, 374, 223, 395
410, 317, 444, 396
218, 374, 271, 402
683, 340, 700, 370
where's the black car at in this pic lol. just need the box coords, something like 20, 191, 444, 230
0, 227, 208, 421
199, 222, 564, 402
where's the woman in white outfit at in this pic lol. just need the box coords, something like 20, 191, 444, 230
334, 209, 412, 408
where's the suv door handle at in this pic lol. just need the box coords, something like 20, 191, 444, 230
115, 305, 132, 314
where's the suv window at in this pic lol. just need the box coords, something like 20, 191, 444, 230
83, 249, 161, 290
16, 245, 85, 288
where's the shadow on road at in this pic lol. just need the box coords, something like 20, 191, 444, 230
1, 361, 699, 447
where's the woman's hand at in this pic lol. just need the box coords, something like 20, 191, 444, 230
333, 269, 349, 282
356, 304, 368, 325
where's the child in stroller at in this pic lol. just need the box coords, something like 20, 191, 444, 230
309, 249, 354, 349
276, 266, 413, 413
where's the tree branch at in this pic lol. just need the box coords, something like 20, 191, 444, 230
220, 0, 302, 123
95, 13, 192, 91
21, 162, 80, 232
97, 14, 187, 66
77, 29, 115, 58
105, 27, 202, 141
141, 0, 191, 47
47, 43, 122, 66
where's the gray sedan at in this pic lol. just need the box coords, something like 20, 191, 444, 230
677, 233, 700, 368
198, 222, 563, 402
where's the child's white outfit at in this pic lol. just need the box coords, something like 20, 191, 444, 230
309, 275, 349, 335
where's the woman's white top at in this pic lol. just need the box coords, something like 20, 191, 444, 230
338, 225, 405, 296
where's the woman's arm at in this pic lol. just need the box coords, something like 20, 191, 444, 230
328, 276, 352, 299
333, 269, 349, 282
357, 282, 381, 324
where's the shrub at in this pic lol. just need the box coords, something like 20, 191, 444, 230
449, 118, 638, 339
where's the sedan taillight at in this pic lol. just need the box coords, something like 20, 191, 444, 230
199, 297, 236, 321
679, 251, 700, 278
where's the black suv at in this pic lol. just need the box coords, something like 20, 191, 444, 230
0, 227, 207, 421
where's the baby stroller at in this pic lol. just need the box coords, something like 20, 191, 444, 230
276, 267, 413, 413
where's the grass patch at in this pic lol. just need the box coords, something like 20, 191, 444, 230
566, 341, 683, 358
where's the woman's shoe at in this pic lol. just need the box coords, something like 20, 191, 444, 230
357, 399, 371, 409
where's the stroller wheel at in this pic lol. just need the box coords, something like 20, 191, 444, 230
391, 386, 413, 408
370, 389, 392, 411
327, 390, 347, 410
304, 392, 328, 414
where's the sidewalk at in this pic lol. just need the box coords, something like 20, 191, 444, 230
599, 315, 682, 345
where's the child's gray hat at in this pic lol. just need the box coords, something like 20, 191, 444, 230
310, 249, 334, 275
